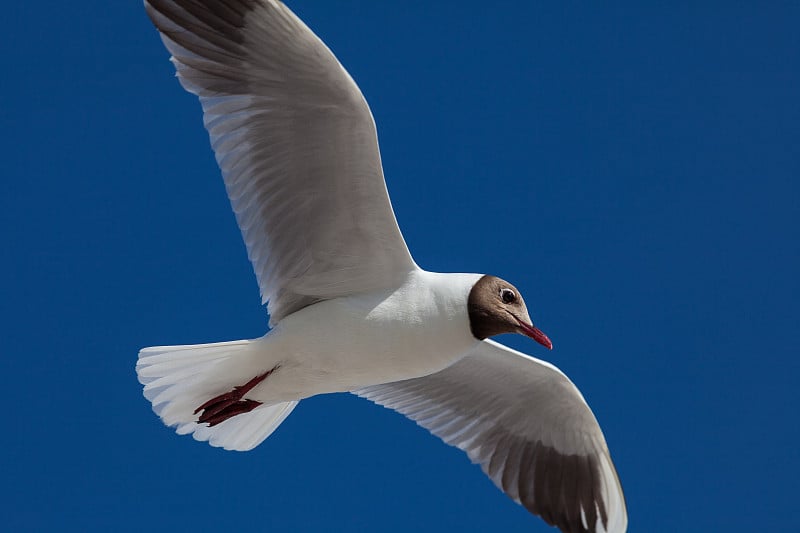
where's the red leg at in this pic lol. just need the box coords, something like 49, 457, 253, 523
194, 365, 279, 426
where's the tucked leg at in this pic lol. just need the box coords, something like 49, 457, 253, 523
194, 366, 279, 426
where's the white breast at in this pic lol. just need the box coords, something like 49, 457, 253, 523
248, 270, 483, 403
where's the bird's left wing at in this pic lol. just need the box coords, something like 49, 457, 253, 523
354, 339, 627, 533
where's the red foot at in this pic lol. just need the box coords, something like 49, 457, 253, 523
194, 366, 279, 427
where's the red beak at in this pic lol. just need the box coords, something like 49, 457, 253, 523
516, 321, 553, 350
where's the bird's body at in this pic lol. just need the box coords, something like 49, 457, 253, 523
138, 1, 628, 531
261, 271, 482, 397
148, 271, 482, 411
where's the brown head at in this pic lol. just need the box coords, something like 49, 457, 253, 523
467, 275, 553, 349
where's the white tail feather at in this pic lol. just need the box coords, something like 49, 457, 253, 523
136, 340, 298, 451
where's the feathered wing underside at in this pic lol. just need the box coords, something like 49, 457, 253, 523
354, 340, 627, 533
145, 0, 417, 323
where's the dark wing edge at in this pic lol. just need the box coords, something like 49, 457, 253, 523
144, 0, 417, 323
354, 339, 627, 533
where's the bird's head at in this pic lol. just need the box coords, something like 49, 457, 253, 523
467, 275, 552, 349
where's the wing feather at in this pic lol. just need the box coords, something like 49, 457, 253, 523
354, 339, 627, 533
146, 0, 417, 323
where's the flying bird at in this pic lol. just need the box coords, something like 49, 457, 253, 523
137, 1, 627, 532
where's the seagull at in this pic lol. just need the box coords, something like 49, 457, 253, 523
136, 1, 627, 532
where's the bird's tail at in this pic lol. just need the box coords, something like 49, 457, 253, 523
136, 340, 297, 451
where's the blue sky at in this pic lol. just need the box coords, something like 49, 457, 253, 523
2, 2, 798, 531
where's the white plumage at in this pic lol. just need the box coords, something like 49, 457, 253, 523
138, 1, 627, 531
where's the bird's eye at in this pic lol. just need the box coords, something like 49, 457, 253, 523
500, 288, 516, 304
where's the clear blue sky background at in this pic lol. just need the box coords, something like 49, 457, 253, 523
2, 2, 797, 532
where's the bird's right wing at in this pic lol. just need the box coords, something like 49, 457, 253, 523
145, 0, 418, 323
354, 339, 627, 533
